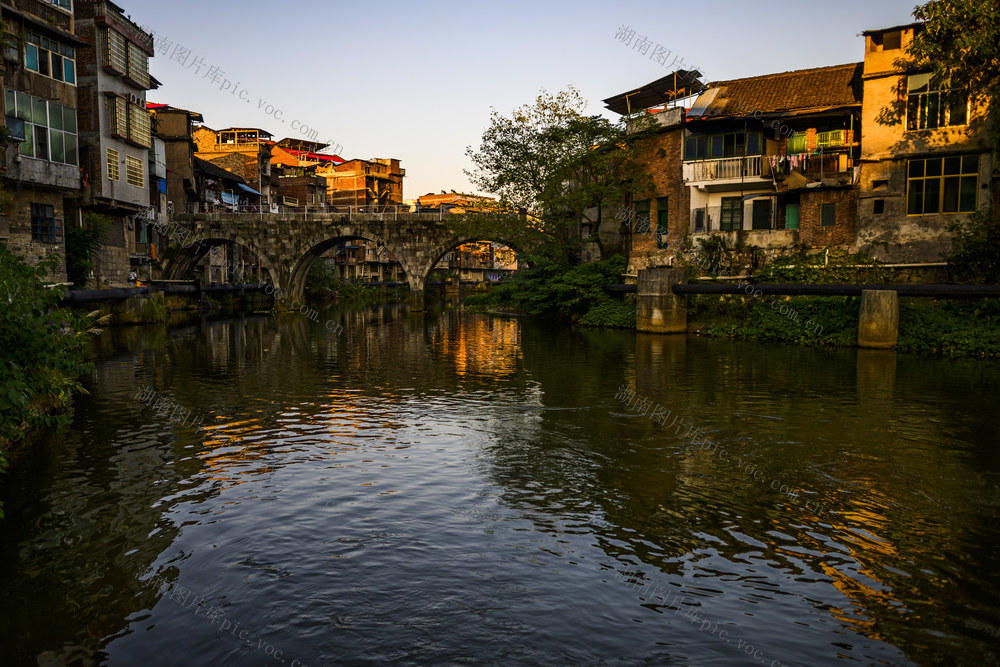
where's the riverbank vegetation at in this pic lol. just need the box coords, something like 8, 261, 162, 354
464, 251, 634, 328
0, 247, 104, 515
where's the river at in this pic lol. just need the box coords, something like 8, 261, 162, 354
1, 304, 998, 665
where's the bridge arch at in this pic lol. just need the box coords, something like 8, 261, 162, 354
286, 233, 399, 301
161, 236, 279, 286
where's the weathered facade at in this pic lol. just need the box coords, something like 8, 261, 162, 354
74, 0, 155, 285
320, 158, 404, 208
0, 0, 82, 282
857, 23, 994, 263
148, 103, 202, 213
193, 126, 273, 204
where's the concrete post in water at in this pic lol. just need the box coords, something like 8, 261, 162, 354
636, 267, 688, 334
857, 289, 899, 349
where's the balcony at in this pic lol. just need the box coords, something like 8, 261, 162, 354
683, 155, 766, 185
787, 129, 853, 154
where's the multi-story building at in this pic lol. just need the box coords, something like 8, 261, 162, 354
320, 158, 404, 208
148, 103, 202, 214
193, 126, 272, 205
270, 138, 338, 209
857, 22, 994, 262
415, 191, 495, 212
74, 0, 156, 285
0, 0, 84, 282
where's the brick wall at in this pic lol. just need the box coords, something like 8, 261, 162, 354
628, 127, 689, 273
799, 188, 858, 247
1, 191, 69, 282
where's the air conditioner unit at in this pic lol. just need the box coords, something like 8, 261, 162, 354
129, 94, 139, 105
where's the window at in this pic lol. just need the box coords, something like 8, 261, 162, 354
126, 155, 143, 187
685, 131, 762, 161
107, 148, 120, 180
633, 199, 651, 233
50, 1, 71, 11
872, 179, 889, 191
101, 28, 128, 76
107, 95, 128, 137
128, 104, 151, 147
127, 43, 150, 88
882, 30, 902, 50
283, 196, 299, 206
907, 74, 968, 131
907, 155, 979, 215
656, 197, 669, 248
720, 197, 743, 231
873, 199, 885, 215
752, 199, 772, 230
31, 203, 61, 243
4, 88, 77, 165
821, 203, 836, 226
25, 32, 76, 84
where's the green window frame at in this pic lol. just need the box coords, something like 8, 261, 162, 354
907, 155, 979, 215
685, 131, 762, 161
30, 203, 61, 243
821, 203, 836, 227
656, 197, 669, 248
720, 197, 743, 231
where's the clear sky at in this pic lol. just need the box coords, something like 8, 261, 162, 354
134, 0, 922, 200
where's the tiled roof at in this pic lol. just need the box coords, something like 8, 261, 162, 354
696, 63, 863, 118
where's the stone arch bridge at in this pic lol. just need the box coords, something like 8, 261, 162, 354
160, 210, 529, 309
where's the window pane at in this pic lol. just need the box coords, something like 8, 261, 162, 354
39, 49, 49, 77
908, 73, 931, 93
960, 176, 978, 211
64, 132, 77, 166
26, 44, 39, 72
51, 53, 63, 81
747, 132, 760, 155
710, 136, 724, 158
65, 58, 76, 85
63, 106, 76, 132
908, 160, 924, 178
20, 123, 33, 157
51, 130, 65, 164
5, 89, 15, 113
821, 203, 836, 226
907, 180, 923, 214
926, 93, 940, 128
962, 155, 978, 174
35, 125, 48, 160
15, 92, 30, 120
49, 102, 64, 130
942, 176, 960, 213
32, 97, 47, 125
906, 95, 919, 131
685, 137, 696, 159
723, 134, 736, 158
697, 136, 709, 159
949, 93, 967, 126
923, 178, 940, 214
943, 157, 961, 175
925, 158, 942, 177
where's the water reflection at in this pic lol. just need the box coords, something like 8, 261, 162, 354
0, 307, 998, 665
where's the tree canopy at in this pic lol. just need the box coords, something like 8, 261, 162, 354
465, 87, 650, 258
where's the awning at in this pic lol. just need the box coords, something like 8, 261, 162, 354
237, 183, 263, 196
221, 191, 237, 205
603, 70, 706, 115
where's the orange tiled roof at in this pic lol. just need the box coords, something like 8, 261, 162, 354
698, 62, 863, 118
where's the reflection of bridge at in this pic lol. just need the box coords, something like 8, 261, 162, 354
161, 210, 527, 309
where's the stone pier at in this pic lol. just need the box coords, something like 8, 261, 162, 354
636, 267, 688, 334
857, 289, 899, 349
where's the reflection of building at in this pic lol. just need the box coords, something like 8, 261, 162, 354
0, 0, 83, 282
75, 0, 158, 285
320, 158, 404, 208
324, 242, 404, 282
857, 22, 993, 262
435, 241, 518, 282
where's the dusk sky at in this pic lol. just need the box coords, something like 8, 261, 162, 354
136, 0, 922, 200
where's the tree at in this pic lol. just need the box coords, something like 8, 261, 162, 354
905, 1, 1000, 164
65, 212, 110, 288
465, 87, 651, 260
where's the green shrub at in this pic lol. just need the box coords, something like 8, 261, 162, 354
0, 247, 97, 512
579, 299, 635, 328
943, 207, 1000, 284
65, 212, 110, 288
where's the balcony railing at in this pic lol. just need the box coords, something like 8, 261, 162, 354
787, 129, 853, 154
683, 155, 764, 183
